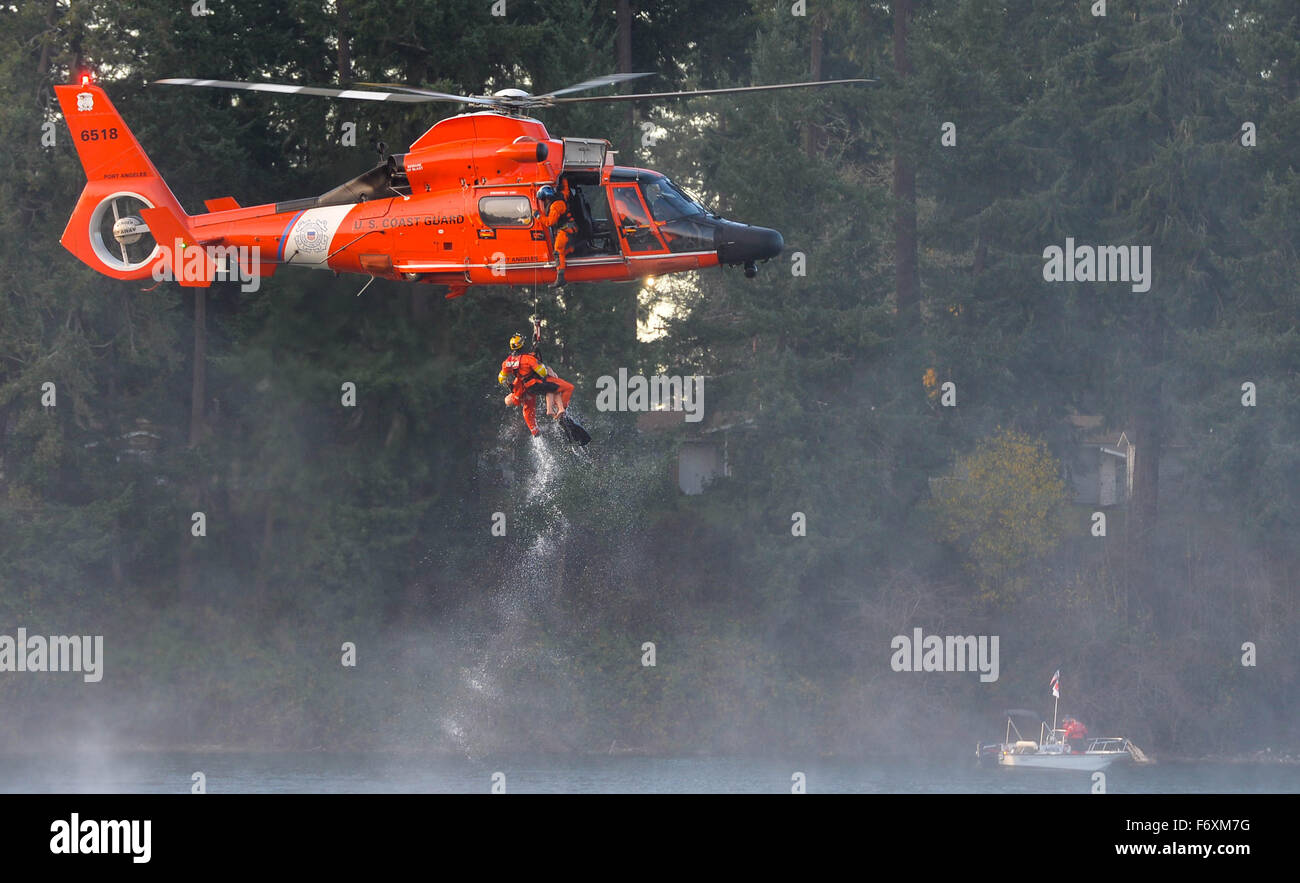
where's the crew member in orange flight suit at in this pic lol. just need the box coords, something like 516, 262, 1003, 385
499, 331, 574, 437
539, 179, 578, 288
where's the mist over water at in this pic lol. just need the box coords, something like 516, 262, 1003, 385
432, 430, 591, 761
2, 415, 1294, 792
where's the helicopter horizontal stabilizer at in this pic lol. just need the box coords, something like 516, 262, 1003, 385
204, 197, 242, 213
139, 207, 219, 286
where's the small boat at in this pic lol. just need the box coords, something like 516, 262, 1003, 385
977, 711, 1134, 771
977, 675, 1147, 771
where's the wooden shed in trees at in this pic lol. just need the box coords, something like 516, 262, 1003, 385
636, 410, 754, 495
1064, 415, 1134, 507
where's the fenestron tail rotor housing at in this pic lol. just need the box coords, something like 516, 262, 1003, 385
89, 192, 159, 272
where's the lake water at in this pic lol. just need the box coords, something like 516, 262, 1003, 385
2, 752, 1297, 794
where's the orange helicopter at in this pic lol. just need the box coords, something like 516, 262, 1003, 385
55, 71, 867, 298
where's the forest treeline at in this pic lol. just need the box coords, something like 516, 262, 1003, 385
0, 1, 1297, 757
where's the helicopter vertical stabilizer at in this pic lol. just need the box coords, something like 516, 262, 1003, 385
54, 80, 188, 280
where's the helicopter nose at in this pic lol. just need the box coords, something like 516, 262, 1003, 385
716, 222, 784, 266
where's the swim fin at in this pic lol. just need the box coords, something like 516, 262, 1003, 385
559, 412, 591, 446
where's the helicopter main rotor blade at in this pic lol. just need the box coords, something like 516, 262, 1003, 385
352, 82, 502, 105
154, 78, 453, 104
533, 71, 654, 99
155, 75, 873, 112
359, 73, 654, 103
551, 78, 874, 104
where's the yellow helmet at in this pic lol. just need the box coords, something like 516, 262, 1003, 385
509, 332, 526, 352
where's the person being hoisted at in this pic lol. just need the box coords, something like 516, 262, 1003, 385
498, 327, 588, 444
538, 179, 578, 288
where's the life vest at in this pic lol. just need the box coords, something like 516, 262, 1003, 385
500, 352, 549, 396
1062, 718, 1088, 740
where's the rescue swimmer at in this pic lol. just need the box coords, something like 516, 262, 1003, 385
537, 179, 578, 288
498, 331, 587, 444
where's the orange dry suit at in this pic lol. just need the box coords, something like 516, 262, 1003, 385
499, 350, 574, 436
544, 192, 578, 273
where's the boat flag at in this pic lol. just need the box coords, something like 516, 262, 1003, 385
1050, 670, 1060, 698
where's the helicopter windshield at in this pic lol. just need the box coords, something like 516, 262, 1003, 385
640, 177, 708, 222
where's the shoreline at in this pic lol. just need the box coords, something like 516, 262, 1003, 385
2, 744, 1299, 764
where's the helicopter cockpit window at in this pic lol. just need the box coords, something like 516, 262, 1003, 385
658, 217, 716, 253
640, 177, 706, 222
478, 195, 533, 227
612, 188, 650, 226
611, 186, 664, 252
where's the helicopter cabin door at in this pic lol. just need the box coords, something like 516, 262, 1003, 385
473, 189, 548, 280
610, 183, 667, 256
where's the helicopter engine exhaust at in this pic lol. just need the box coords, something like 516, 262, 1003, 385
494, 139, 549, 164
385, 154, 409, 189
